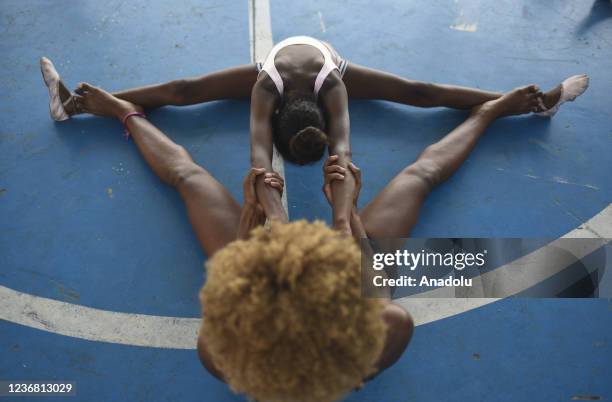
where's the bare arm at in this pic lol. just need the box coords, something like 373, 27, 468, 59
250, 80, 288, 222
236, 169, 268, 240
350, 169, 413, 380
323, 159, 413, 382
237, 201, 267, 240
321, 78, 354, 234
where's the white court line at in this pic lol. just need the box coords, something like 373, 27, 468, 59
0, 288, 200, 349
1, 205, 609, 349
248, 0, 288, 213
397, 204, 612, 324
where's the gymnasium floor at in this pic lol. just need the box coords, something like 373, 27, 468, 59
1, 0, 611, 401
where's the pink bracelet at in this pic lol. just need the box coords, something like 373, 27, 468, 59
121, 111, 146, 140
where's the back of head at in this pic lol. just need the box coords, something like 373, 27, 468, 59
200, 221, 386, 402
274, 93, 328, 165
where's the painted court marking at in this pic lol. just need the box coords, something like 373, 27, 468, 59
397, 204, 612, 322
1, 205, 609, 349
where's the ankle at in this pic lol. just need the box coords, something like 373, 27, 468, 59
63, 96, 77, 116
113, 101, 139, 121
470, 101, 500, 120
543, 84, 562, 109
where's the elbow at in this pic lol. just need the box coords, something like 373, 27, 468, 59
402, 157, 444, 190
409, 82, 439, 108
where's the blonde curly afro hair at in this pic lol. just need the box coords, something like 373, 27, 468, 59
199, 220, 386, 402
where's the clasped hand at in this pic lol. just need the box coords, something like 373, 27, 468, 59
242, 167, 284, 220
322, 154, 362, 211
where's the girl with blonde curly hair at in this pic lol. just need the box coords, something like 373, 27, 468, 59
58, 78, 544, 401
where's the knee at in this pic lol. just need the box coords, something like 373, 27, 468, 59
171, 79, 190, 105
409, 82, 438, 107
401, 158, 443, 189
167, 158, 206, 189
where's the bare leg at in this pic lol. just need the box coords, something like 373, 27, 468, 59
113, 64, 258, 106
343, 63, 561, 111
65, 64, 258, 116
360, 84, 541, 238
76, 82, 241, 256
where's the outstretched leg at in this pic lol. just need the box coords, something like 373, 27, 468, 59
343, 63, 563, 111
112, 64, 258, 107
76, 82, 241, 256
360, 84, 541, 238
41, 57, 258, 117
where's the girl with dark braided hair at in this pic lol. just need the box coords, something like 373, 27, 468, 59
273, 92, 328, 165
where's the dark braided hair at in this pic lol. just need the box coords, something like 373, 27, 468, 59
273, 92, 328, 165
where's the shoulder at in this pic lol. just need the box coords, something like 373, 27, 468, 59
251, 74, 280, 113
319, 71, 348, 115
383, 303, 414, 331
379, 303, 414, 366
319, 71, 347, 105
197, 334, 225, 381
253, 72, 280, 98
319, 70, 345, 97
362, 303, 414, 384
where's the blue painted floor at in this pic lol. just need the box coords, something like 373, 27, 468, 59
1, 0, 611, 401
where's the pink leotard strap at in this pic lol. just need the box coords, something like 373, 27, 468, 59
121, 111, 146, 140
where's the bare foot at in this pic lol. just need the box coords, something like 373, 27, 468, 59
472, 85, 542, 119
73, 82, 142, 120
